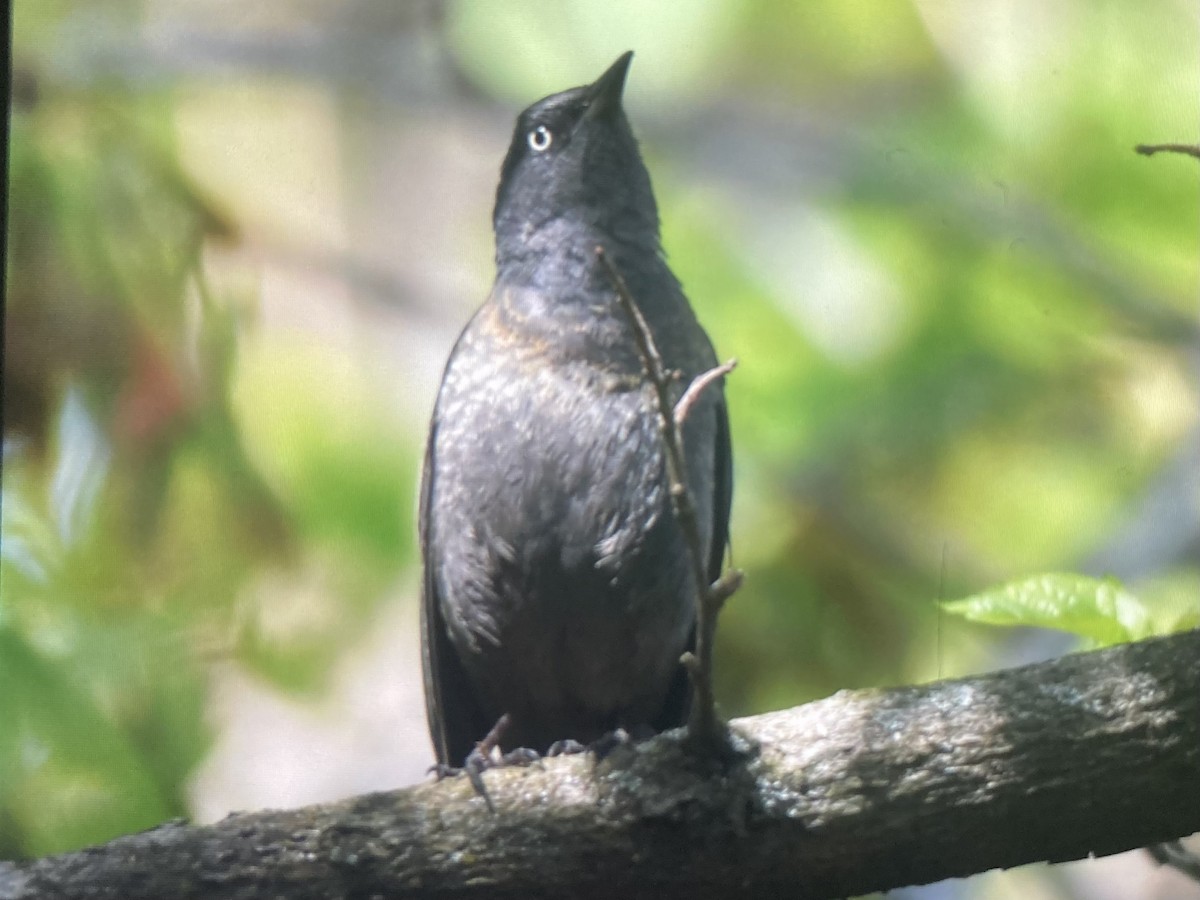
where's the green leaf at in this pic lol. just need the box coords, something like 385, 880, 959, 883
1134, 569, 1200, 637
941, 573, 1152, 646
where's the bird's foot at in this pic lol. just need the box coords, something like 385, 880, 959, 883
588, 727, 632, 760
589, 724, 658, 760
430, 714, 545, 812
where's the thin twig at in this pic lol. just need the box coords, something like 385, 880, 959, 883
596, 245, 739, 751
1134, 143, 1200, 160
675, 360, 737, 427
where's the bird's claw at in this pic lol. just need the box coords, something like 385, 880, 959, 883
430, 714, 545, 812
589, 727, 633, 760
546, 739, 587, 757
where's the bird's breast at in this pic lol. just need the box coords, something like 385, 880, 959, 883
426, 286, 718, 726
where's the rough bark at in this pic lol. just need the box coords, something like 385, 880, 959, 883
2, 629, 1197, 900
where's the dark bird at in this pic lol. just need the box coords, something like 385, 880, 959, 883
420, 51, 731, 768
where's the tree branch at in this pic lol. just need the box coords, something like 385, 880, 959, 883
3, 630, 1197, 900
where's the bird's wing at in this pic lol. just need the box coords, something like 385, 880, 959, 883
419, 417, 489, 767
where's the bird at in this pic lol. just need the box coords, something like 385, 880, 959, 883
420, 51, 731, 769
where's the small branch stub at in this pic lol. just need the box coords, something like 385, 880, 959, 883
1134, 143, 1200, 160
675, 360, 737, 427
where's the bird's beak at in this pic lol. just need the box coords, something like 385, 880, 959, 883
583, 51, 633, 121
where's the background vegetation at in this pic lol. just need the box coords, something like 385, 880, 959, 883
4, 2, 1197, 897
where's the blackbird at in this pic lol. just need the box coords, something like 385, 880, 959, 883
420, 51, 731, 767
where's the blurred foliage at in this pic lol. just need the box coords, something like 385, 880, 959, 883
454, 0, 1198, 729
2, 3, 1197, 892
2, 1, 413, 858
639, 1, 1199, 713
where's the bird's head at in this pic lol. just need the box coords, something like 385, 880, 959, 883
492, 52, 660, 267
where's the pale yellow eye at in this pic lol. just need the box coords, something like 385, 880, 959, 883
528, 125, 553, 152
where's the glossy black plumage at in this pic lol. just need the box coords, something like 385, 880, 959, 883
420, 52, 731, 767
